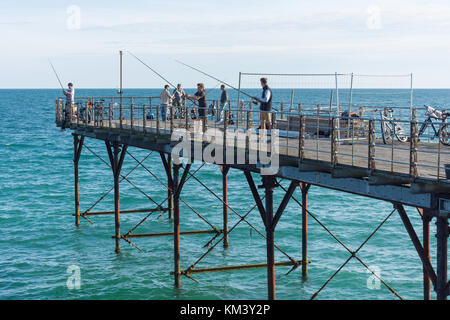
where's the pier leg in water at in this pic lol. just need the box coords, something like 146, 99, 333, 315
245, 172, 298, 300
172, 162, 191, 288
221, 165, 230, 247
173, 164, 180, 287
264, 175, 276, 300
73, 134, 84, 227
422, 209, 432, 300
168, 155, 173, 219
436, 216, 448, 300
106, 141, 128, 254
300, 182, 311, 278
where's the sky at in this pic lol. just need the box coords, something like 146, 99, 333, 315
1, 0, 450, 88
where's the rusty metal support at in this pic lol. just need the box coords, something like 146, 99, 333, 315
126, 229, 222, 238
77, 207, 168, 216
422, 210, 432, 300
245, 172, 298, 300
106, 141, 128, 254
180, 260, 303, 275
410, 108, 418, 179
172, 162, 191, 288
221, 165, 230, 247
264, 175, 277, 300
436, 216, 448, 300
395, 203, 437, 289
168, 155, 173, 219
368, 119, 376, 172
173, 163, 181, 287
300, 182, 311, 278
73, 134, 84, 227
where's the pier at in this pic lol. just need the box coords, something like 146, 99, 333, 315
55, 88, 449, 300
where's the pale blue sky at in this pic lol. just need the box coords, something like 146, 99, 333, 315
1, 0, 450, 88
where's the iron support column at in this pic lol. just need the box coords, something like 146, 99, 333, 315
422, 210, 432, 300
436, 216, 448, 300
264, 175, 277, 300
173, 164, 181, 287
168, 155, 173, 219
300, 182, 311, 278
113, 143, 121, 253
73, 134, 84, 227
222, 166, 230, 247
106, 141, 127, 254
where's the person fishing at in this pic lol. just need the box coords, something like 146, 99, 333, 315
160, 84, 174, 121
186, 83, 208, 130
217, 84, 228, 122
62, 83, 75, 129
252, 78, 272, 131
172, 84, 186, 119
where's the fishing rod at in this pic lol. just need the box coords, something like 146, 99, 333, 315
175, 59, 255, 100
175, 59, 278, 111
48, 59, 65, 90
128, 51, 177, 89
128, 51, 205, 111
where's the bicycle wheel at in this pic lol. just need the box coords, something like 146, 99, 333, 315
439, 124, 450, 146
394, 122, 408, 143
381, 120, 393, 144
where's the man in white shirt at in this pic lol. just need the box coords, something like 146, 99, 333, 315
62, 83, 75, 128
160, 85, 174, 121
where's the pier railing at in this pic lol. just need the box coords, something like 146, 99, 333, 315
55, 97, 450, 184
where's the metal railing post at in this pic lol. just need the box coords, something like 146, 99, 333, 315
299, 115, 305, 162
368, 119, 376, 172
109, 103, 112, 128
143, 104, 147, 134
130, 103, 134, 132
410, 108, 418, 179
157, 105, 161, 136
331, 117, 338, 167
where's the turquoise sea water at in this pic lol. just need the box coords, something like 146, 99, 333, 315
1, 88, 449, 300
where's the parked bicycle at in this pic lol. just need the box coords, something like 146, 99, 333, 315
418, 105, 450, 146
379, 107, 408, 144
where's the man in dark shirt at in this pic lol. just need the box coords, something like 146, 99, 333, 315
217, 84, 228, 122
172, 83, 186, 118
186, 83, 208, 130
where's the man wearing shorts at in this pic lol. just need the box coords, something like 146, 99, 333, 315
252, 78, 272, 131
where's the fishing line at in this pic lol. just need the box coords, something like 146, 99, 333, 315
175, 59, 254, 100
128, 51, 177, 89
48, 59, 65, 90
175, 59, 277, 111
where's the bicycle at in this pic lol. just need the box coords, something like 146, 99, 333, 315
418, 105, 450, 146
379, 107, 408, 144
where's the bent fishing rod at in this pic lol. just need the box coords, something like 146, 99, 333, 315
48, 59, 65, 90
128, 51, 203, 108
128, 51, 178, 89
175, 59, 278, 111
175, 59, 255, 101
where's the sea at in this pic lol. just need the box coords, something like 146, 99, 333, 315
1, 88, 449, 300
